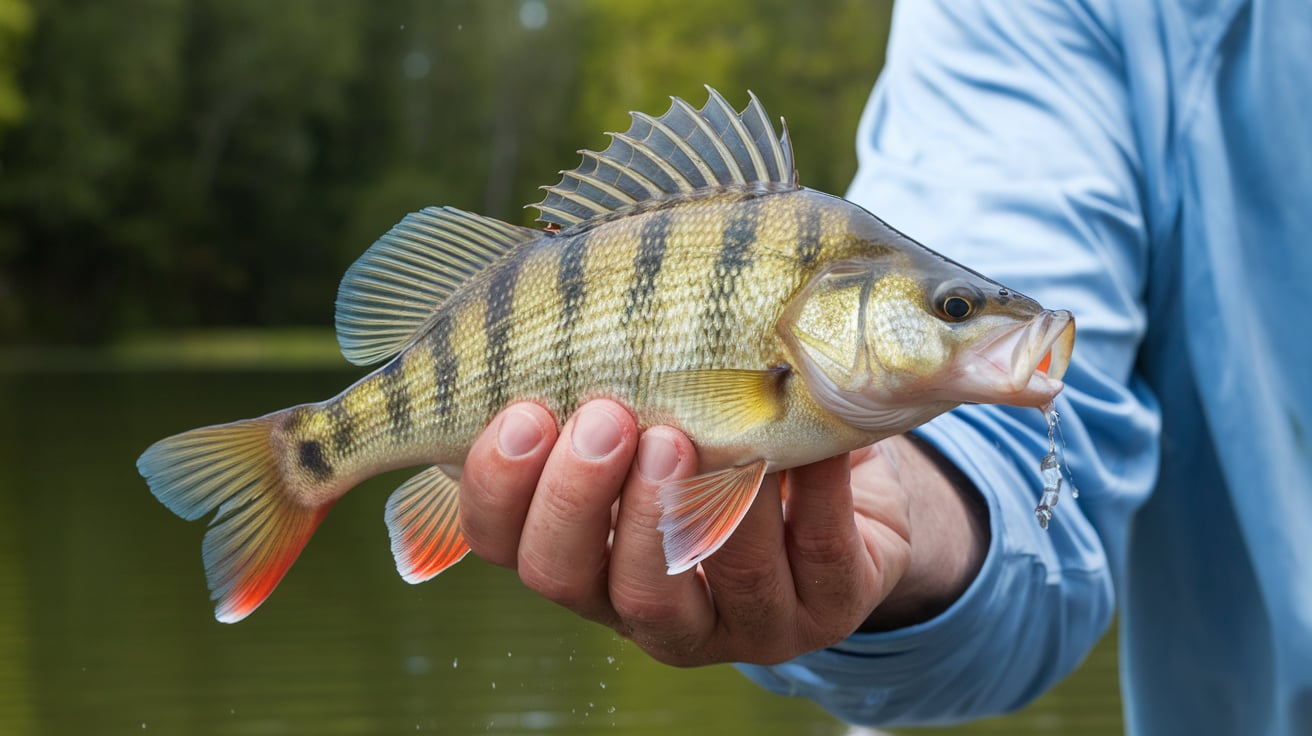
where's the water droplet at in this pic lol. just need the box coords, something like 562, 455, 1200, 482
1034, 404, 1078, 525
1041, 453, 1062, 489
452, 657, 459, 669
599, 682, 607, 689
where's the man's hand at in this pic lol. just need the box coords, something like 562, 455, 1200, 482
458, 399, 986, 667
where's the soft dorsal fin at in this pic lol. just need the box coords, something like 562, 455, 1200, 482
534, 86, 798, 229
335, 206, 541, 366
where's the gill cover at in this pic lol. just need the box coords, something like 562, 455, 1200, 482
779, 259, 954, 433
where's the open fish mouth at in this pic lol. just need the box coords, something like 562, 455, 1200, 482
961, 309, 1076, 407
1010, 309, 1075, 386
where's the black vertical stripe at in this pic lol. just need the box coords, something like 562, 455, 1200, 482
795, 202, 823, 268
628, 211, 671, 320
559, 233, 589, 329
428, 312, 456, 421
704, 208, 759, 340
554, 231, 589, 410
626, 212, 672, 397
382, 356, 413, 438
328, 402, 355, 455
484, 256, 522, 416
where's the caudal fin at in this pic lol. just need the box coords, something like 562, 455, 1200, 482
137, 412, 330, 623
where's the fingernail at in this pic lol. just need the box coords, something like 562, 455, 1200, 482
498, 408, 545, 458
638, 431, 680, 482
571, 405, 623, 460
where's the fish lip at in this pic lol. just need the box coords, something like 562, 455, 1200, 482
964, 309, 1076, 407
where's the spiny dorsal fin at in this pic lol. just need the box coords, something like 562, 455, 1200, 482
534, 86, 797, 229
335, 206, 541, 366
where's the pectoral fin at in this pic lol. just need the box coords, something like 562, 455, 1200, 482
385, 465, 470, 583
656, 459, 768, 574
650, 366, 788, 437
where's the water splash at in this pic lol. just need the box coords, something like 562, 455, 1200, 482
1034, 403, 1078, 529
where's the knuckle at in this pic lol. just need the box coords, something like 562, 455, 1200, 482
517, 550, 597, 606
630, 630, 712, 668
536, 474, 599, 523
708, 560, 782, 601
789, 528, 857, 570
462, 460, 530, 517
797, 598, 870, 649
611, 590, 682, 628
457, 503, 517, 569
461, 530, 516, 569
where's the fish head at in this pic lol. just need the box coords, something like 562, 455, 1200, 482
779, 247, 1074, 434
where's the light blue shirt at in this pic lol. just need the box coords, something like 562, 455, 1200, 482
738, 1, 1312, 733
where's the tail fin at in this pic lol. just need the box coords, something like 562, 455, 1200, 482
137, 411, 330, 623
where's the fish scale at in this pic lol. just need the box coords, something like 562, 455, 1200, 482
137, 87, 1075, 622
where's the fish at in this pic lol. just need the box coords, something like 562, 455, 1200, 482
137, 87, 1075, 623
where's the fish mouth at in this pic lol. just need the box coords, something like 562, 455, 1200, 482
958, 310, 1076, 407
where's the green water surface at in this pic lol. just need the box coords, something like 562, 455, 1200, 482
0, 368, 1122, 735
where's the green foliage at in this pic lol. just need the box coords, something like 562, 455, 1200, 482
574, 0, 891, 194
0, 0, 30, 131
0, 0, 890, 344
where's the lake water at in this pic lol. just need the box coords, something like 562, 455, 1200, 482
0, 367, 1123, 735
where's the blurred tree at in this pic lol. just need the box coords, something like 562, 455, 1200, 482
0, 0, 29, 132
0, 0, 890, 344
573, 0, 891, 195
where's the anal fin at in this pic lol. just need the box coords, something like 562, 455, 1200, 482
385, 465, 471, 583
657, 459, 768, 574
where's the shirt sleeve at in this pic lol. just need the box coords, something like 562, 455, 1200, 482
737, 0, 1162, 725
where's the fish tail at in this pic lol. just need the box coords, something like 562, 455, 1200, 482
137, 409, 332, 623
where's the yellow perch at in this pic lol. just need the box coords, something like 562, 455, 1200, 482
138, 87, 1074, 623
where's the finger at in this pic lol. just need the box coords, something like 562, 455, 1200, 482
459, 403, 556, 568
517, 400, 637, 624
788, 450, 909, 637
607, 426, 714, 663
697, 470, 794, 662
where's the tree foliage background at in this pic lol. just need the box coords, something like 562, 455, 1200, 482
0, 0, 891, 344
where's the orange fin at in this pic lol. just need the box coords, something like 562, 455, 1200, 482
656, 459, 768, 574
136, 411, 329, 623
385, 466, 470, 584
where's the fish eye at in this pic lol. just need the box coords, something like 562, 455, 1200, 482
944, 296, 973, 319
932, 282, 982, 322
